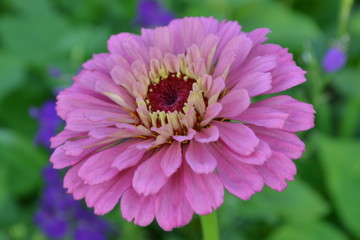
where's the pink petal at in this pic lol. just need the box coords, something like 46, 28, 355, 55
50, 130, 86, 148
250, 125, 305, 159
107, 33, 149, 63
185, 141, 217, 173
154, 26, 174, 54
254, 44, 306, 94
227, 55, 277, 88
121, 188, 157, 226
233, 72, 272, 97
214, 121, 259, 156
132, 149, 168, 196
218, 139, 271, 165
201, 103, 223, 127
173, 128, 196, 142
85, 169, 134, 215
213, 35, 252, 79
234, 107, 289, 129
256, 151, 296, 191
65, 108, 136, 132
83, 53, 110, 73
50, 141, 98, 169
182, 17, 205, 49
112, 140, 148, 171
160, 142, 182, 177
78, 145, 126, 185
63, 162, 90, 200
251, 95, 315, 132
200, 34, 220, 72
56, 85, 121, 120
194, 126, 220, 143
219, 89, 250, 118
246, 28, 270, 45
183, 164, 224, 215
155, 171, 193, 231
215, 21, 242, 59
211, 144, 264, 200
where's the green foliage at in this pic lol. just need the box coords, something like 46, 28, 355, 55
318, 135, 360, 238
267, 221, 349, 240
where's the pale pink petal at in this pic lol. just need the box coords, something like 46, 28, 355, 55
251, 95, 315, 131
65, 108, 136, 132
200, 34, 220, 72
173, 128, 196, 142
246, 28, 270, 46
63, 161, 90, 200
194, 126, 219, 143
199, 16, 220, 34
250, 125, 305, 159
233, 72, 272, 97
107, 33, 149, 63
121, 188, 157, 226
154, 26, 174, 54
212, 144, 264, 200
226, 55, 277, 88
132, 149, 168, 196
155, 171, 193, 231
85, 169, 134, 215
50, 130, 85, 148
185, 141, 217, 173
213, 35, 252, 79
183, 164, 224, 215
182, 17, 205, 49
201, 103, 223, 127
56, 85, 121, 120
160, 142, 182, 177
83, 53, 110, 73
219, 89, 250, 118
234, 107, 289, 129
78, 145, 128, 185
214, 121, 259, 156
217, 139, 271, 165
168, 19, 185, 54
112, 140, 148, 171
253, 44, 306, 94
256, 151, 296, 191
215, 20, 242, 59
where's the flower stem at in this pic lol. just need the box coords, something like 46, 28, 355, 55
338, 0, 354, 37
200, 212, 219, 240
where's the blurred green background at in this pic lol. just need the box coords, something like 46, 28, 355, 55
1, 0, 360, 239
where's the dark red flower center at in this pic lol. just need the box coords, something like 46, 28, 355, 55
147, 73, 196, 112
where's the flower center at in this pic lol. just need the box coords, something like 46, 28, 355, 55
147, 73, 196, 112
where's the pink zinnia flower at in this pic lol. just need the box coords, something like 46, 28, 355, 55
50, 17, 315, 231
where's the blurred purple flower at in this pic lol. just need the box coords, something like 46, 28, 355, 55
322, 47, 347, 73
35, 166, 111, 240
30, 101, 62, 149
135, 0, 175, 27
48, 66, 62, 78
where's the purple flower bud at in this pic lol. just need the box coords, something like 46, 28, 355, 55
322, 47, 347, 73
135, 0, 175, 27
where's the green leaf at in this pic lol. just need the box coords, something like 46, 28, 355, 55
331, 68, 360, 100
318, 135, 360, 238
0, 129, 47, 196
235, 1, 322, 53
0, 52, 26, 101
267, 222, 349, 240
0, 0, 68, 64
223, 179, 329, 223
